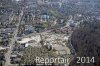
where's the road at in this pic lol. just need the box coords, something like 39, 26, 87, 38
9, 11, 14, 24
4, 10, 23, 66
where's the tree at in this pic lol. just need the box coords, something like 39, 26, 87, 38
20, 46, 57, 65
69, 21, 100, 66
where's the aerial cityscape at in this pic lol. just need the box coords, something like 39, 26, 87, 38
0, 0, 100, 66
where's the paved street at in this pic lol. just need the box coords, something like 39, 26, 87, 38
4, 10, 23, 66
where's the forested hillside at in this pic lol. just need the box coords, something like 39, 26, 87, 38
70, 20, 100, 66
